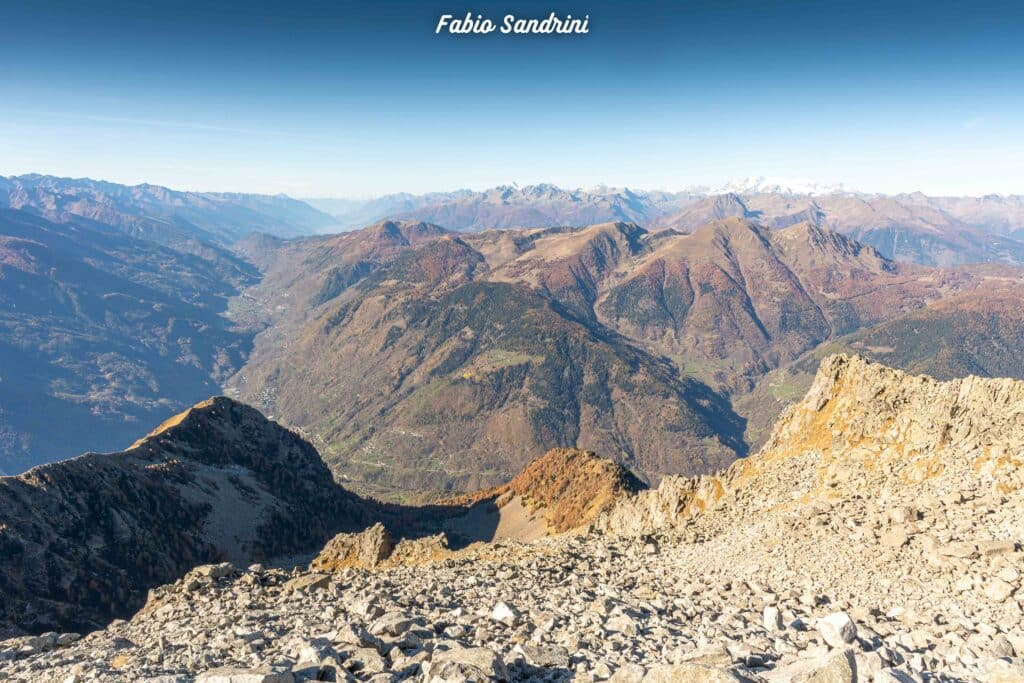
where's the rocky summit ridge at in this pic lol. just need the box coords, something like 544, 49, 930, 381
0, 397, 375, 636
2, 356, 1024, 682
597, 353, 1024, 535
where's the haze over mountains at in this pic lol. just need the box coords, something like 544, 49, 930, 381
4, 173, 1024, 490
0, 175, 335, 473
1, 175, 338, 244
307, 179, 1024, 267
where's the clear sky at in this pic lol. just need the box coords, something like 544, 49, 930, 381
1, 0, 1022, 197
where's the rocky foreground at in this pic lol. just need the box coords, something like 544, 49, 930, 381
2, 355, 1023, 682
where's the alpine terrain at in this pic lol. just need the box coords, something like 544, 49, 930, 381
1, 355, 1022, 682
226, 215, 1024, 499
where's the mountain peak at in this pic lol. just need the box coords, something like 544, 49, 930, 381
771, 220, 897, 273
711, 176, 856, 196
128, 395, 234, 448
361, 218, 449, 244
0, 397, 372, 633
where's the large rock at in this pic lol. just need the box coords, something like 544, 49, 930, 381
983, 578, 1016, 603
191, 562, 236, 580
311, 523, 394, 571
520, 643, 569, 668
196, 667, 295, 683
388, 532, 450, 565
982, 658, 1024, 682
283, 573, 331, 593
594, 475, 723, 536
763, 649, 857, 683
817, 612, 857, 648
489, 602, 521, 627
426, 644, 510, 681
763, 606, 784, 631
645, 663, 749, 681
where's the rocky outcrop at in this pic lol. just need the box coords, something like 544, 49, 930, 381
592, 474, 723, 537
310, 527, 450, 571
0, 397, 375, 635
598, 354, 1024, 535
444, 448, 646, 536
311, 523, 397, 571
311, 449, 644, 570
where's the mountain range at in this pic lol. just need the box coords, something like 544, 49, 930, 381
2, 172, 1024, 682
307, 182, 1024, 267
226, 215, 1024, 499
1, 174, 338, 245
4, 173, 1024, 489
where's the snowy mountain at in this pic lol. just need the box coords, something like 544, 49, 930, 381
710, 176, 856, 196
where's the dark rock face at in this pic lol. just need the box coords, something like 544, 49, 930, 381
0, 397, 374, 635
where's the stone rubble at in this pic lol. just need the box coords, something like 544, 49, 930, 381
2, 489, 1022, 683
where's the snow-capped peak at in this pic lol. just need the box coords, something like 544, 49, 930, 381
709, 176, 855, 196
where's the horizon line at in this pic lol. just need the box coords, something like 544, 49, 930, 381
2, 170, 1023, 202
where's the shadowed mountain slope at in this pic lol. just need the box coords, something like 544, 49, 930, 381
0, 397, 376, 634
0, 208, 258, 474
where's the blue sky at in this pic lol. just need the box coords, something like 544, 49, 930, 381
1, 0, 1022, 196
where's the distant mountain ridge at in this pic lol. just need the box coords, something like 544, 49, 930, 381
706, 175, 856, 196
0, 208, 258, 474
0, 174, 338, 245
307, 181, 1024, 266
6, 173, 1024, 266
